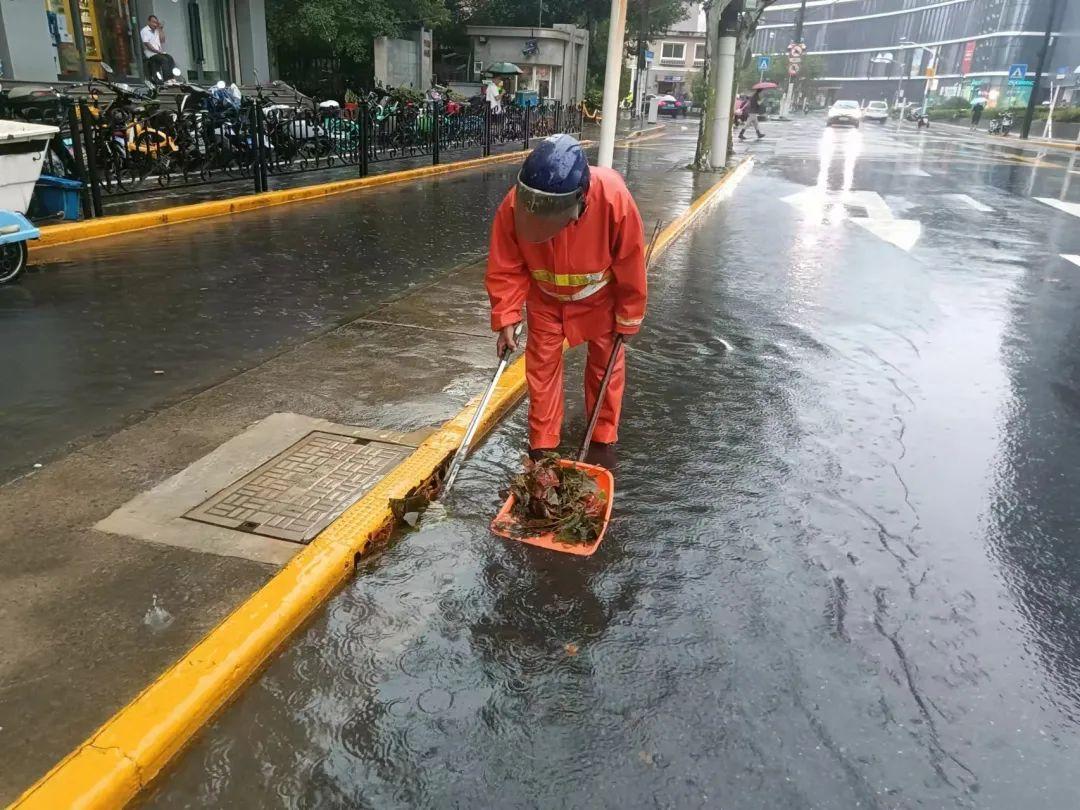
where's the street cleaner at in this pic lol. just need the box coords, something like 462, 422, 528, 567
485, 134, 647, 467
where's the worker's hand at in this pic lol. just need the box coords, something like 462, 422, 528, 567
497, 323, 520, 357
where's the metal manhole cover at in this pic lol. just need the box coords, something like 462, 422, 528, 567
184, 431, 411, 544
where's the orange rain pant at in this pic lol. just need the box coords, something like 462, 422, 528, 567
525, 296, 625, 450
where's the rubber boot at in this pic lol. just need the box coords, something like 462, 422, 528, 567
584, 441, 617, 469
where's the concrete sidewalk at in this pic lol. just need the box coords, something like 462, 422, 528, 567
0, 125, 709, 803
932, 117, 1080, 150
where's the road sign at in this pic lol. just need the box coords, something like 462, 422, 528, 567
757, 56, 770, 72
1008, 63, 1028, 81
787, 41, 806, 57
644, 50, 654, 61
1055, 66, 1069, 80
789, 62, 800, 76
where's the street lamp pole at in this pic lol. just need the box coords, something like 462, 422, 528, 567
898, 40, 936, 114
896, 61, 904, 131
782, 0, 808, 117
597, 0, 629, 167
1021, 0, 1062, 140
633, 0, 648, 118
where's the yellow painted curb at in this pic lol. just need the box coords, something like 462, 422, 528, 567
35, 150, 534, 250
33, 128, 671, 250
9, 154, 754, 810
622, 123, 666, 140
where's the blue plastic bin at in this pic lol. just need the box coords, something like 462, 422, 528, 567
30, 175, 83, 221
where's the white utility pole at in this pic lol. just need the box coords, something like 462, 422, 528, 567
598, 0, 629, 167
709, 26, 738, 169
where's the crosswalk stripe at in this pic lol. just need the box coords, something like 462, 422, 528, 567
1036, 198, 1080, 218
1061, 254, 1080, 268
945, 193, 993, 212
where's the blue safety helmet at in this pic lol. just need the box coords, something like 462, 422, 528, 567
514, 134, 591, 243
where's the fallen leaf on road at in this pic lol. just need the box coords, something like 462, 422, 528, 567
564, 642, 578, 657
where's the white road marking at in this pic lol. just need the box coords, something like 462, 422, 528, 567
944, 193, 993, 212
783, 187, 922, 251
851, 218, 922, 251
1035, 198, 1080, 218
902, 168, 932, 177
1061, 254, 1080, 268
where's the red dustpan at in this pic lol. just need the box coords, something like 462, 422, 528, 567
491, 335, 624, 557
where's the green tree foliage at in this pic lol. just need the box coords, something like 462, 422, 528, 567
467, 0, 688, 94
268, 0, 450, 62
735, 53, 824, 94
690, 69, 707, 106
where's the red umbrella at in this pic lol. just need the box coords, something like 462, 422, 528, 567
752, 81, 779, 90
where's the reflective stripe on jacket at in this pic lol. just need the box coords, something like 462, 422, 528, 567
530, 268, 612, 302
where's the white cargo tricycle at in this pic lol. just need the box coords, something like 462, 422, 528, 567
0, 118, 59, 283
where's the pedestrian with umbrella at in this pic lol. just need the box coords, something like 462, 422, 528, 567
740, 82, 776, 141
970, 93, 987, 131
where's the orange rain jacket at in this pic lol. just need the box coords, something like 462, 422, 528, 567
485, 166, 646, 449
485, 166, 647, 345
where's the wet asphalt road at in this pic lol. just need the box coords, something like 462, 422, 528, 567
142, 121, 1080, 807
0, 129, 705, 485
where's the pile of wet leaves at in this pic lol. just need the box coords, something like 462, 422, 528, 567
504, 454, 606, 543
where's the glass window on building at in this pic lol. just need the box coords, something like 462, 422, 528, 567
660, 42, 685, 64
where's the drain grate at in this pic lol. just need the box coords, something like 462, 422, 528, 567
184, 431, 412, 544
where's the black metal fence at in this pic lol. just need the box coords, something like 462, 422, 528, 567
27, 95, 583, 218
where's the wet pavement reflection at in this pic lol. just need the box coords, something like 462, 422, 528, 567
0, 130, 698, 484
148, 122, 1080, 808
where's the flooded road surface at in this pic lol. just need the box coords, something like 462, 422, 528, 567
0, 129, 697, 485
148, 125, 1080, 808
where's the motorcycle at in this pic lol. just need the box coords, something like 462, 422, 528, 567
988, 111, 1013, 136
0, 82, 79, 178
904, 106, 930, 128
366, 88, 400, 122
85, 70, 178, 186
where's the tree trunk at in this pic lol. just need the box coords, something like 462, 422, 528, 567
695, 0, 741, 170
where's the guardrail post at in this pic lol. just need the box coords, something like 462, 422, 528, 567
432, 100, 441, 166
249, 104, 261, 193
259, 105, 270, 191
484, 105, 492, 157
78, 101, 104, 218
67, 103, 93, 219
523, 105, 531, 151
359, 101, 369, 177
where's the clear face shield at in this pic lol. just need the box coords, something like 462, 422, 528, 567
513, 178, 585, 243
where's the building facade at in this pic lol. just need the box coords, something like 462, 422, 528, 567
0, 0, 269, 85
466, 24, 589, 101
634, 3, 707, 100
752, 0, 1080, 108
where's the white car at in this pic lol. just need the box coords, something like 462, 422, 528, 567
862, 100, 889, 123
826, 100, 862, 127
